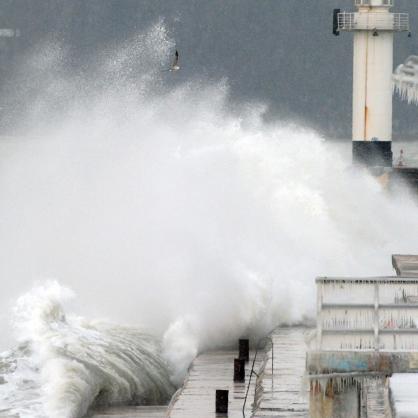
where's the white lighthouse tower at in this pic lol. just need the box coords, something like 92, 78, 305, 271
334, 0, 410, 166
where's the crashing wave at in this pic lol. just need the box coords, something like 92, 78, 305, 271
0, 281, 174, 418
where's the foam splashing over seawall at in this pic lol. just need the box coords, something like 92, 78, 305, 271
0, 282, 174, 418
1, 20, 418, 417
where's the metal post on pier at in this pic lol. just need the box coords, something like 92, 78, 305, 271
239, 339, 249, 362
216, 389, 229, 414
234, 358, 245, 382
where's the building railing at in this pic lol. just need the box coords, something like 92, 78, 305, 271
316, 277, 418, 351
338, 12, 409, 32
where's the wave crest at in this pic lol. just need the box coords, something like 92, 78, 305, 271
0, 281, 174, 418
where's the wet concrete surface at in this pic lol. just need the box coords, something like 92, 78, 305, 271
167, 327, 310, 418
253, 327, 310, 417
90, 406, 166, 417
91, 328, 311, 418
167, 350, 263, 418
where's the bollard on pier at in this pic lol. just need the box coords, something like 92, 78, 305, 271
239, 339, 249, 362
233, 358, 245, 382
215, 389, 229, 414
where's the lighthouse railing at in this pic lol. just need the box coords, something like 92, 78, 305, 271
337, 12, 409, 32
355, 0, 394, 6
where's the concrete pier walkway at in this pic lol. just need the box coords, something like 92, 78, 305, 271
167, 350, 263, 417
90, 328, 311, 418
252, 327, 310, 417
91, 406, 166, 417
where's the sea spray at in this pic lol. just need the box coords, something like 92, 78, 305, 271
0, 20, 418, 416
0, 282, 174, 418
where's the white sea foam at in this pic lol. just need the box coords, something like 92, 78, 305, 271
1, 21, 418, 417
0, 282, 173, 418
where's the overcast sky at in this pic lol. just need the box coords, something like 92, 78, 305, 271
1, 0, 418, 138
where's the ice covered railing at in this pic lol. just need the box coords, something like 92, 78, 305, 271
337, 12, 409, 32
393, 56, 418, 105
316, 277, 418, 351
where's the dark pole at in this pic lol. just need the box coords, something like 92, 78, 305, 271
234, 358, 246, 382
239, 339, 250, 362
216, 389, 229, 413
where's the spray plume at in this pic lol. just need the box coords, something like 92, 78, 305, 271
0, 20, 418, 417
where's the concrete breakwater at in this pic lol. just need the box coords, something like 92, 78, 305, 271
90, 328, 391, 418
90, 406, 167, 417
166, 349, 262, 417
252, 328, 309, 417
90, 328, 310, 418
166, 327, 309, 418
90, 326, 395, 418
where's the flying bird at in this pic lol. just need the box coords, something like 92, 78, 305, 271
163, 50, 180, 72
171, 50, 180, 71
